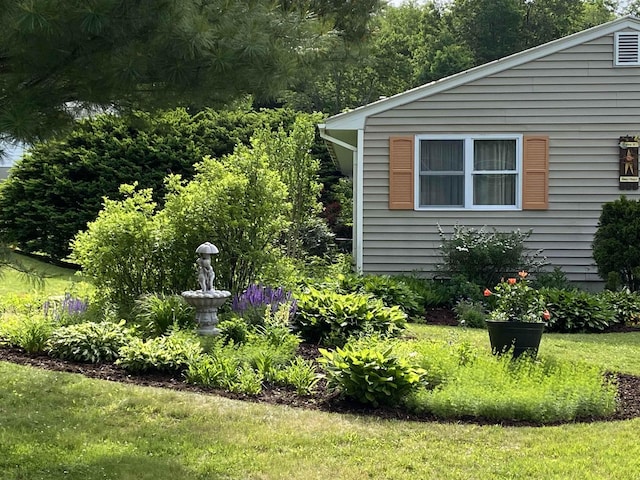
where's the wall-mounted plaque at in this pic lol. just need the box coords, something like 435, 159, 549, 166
619, 136, 639, 190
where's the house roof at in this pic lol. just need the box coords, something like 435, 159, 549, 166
320, 15, 640, 132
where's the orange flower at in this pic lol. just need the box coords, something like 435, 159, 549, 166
507, 278, 517, 285
518, 271, 528, 279
483, 288, 492, 297
542, 309, 551, 321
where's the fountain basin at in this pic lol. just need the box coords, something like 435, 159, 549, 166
182, 289, 231, 335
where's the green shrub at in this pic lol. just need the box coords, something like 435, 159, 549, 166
0, 107, 318, 261
274, 357, 320, 396
47, 321, 131, 363
597, 289, 640, 325
319, 341, 425, 407
531, 266, 574, 290
542, 288, 615, 333
437, 224, 546, 287
185, 354, 241, 390
453, 299, 486, 328
133, 294, 196, 337
116, 329, 202, 373
217, 317, 250, 345
0, 314, 53, 353
292, 288, 407, 347
336, 274, 424, 319
593, 196, 640, 291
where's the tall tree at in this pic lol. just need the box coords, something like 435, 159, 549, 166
0, 0, 320, 145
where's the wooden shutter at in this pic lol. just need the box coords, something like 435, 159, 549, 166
389, 136, 414, 210
522, 135, 549, 210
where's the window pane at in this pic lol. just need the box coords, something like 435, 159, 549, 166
474, 140, 516, 171
421, 140, 464, 171
421, 175, 464, 206
473, 174, 516, 205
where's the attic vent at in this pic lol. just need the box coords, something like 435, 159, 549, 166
615, 32, 640, 66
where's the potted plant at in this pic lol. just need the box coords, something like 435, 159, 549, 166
483, 271, 550, 358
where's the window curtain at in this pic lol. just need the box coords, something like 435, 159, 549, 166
473, 140, 516, 205
420, 140, 464, 206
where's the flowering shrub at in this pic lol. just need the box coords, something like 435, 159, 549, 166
484, 271, 550, 323
438, 224, 546, 286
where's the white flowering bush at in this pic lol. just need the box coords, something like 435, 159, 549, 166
438, 225, 547, 286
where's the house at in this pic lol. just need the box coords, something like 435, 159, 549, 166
319, 15, 640, 286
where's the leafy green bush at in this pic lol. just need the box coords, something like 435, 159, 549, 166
597, 289, 640, 325
542, 288, 615, 333
319, 341, 425, 407
273, 357, 320, 396
0, 314, 53, 353
335, 274, 424, 319
453, 299, 486, 328
593, 196, 640, 291
0, 108, 318, 261
73, 135, 293, 311
185, 354, 264, 395
116, 329, 202, 373
531, 266, 574, 290
47, 321, 131, 363
437, 224, 546, 287
292, 288, 407, 347
133, 294, 196, 337
217, 317, 250, 345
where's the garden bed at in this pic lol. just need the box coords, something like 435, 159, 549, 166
2, 344, 639, 426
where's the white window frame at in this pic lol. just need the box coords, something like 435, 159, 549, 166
414, 134, 523, 211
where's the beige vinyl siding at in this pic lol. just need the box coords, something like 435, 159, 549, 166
360, 32, 640, 284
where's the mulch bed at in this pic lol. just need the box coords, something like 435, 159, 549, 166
2, 338, 640, 426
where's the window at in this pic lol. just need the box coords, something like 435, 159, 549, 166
416, 135, 521, 209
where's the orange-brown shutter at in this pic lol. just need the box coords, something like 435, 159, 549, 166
522, 135, 549, 210
389, 136, 414, 210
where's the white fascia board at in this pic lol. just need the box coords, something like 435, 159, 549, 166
323, 16, 640, 131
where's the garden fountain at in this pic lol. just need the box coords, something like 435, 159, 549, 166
181, 242, 230, 335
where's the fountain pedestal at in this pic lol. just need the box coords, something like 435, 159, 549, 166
180, 241, 230, 335
181, 290, 230, 335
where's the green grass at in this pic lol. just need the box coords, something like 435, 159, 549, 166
409, 324, 640, 376
0, 255, 90, 297
1, 361, 639, 480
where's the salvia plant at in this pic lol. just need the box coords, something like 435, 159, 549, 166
231, 284, 297, 326
43, 293, 89, 324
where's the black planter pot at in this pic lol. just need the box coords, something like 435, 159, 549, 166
486, 320, 545, 358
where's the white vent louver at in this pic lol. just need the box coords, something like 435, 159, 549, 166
615, 32, 640, 66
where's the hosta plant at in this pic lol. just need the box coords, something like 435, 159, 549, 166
48, 321, 132, 363
319, 342, 425, 407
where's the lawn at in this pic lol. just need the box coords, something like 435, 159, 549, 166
1, 358, 640, 480
2, 259, 640, 478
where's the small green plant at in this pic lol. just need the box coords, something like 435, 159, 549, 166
0, 313, 53, 353
532, 266, 573, 290
116, 329, 202, 373
543, 288, 615, 332
319, 341, 425, 407
598, 289, 640, 325
292, 288, 406, 347
274, 357, 320, 396
453, 299, 486, 328
217, 317, 250, 345
134, 293, 196, 336
335, 273, 424, 319
185, 354, 241, 390
47, 321, 131, 363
